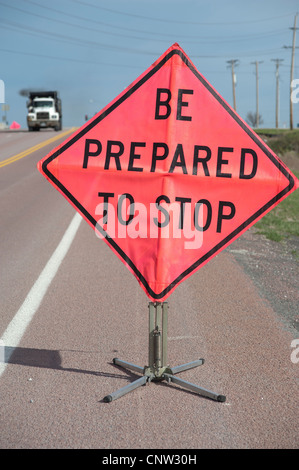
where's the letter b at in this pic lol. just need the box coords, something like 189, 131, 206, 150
155, 88, 171, 119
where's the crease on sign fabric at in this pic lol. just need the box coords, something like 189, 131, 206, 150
37, 43, 299, 302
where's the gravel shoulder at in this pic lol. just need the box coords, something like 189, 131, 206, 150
227, 228, 299, 337
228, 146, 299, 338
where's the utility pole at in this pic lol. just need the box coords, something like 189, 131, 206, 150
251, 61, 263, 127
227, 59, 239, 111
1, 104, 9, 127
271, 59, 284, 128
290, 13, 298, 129
284, 13, 298, 129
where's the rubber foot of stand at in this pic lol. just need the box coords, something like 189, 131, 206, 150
103, 395, 113, 403
217, 395, 226, 402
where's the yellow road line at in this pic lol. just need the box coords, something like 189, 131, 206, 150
0, 127, 77, 168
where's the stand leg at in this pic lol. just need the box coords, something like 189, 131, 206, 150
112, 358, 144, 375
163, 373, 226, 402
103, 375, 148, 403
170, 359, 204, 375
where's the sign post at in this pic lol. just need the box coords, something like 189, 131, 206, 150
38, 43, 299, 403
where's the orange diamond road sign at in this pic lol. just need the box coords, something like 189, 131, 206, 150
38, 43, 299, 301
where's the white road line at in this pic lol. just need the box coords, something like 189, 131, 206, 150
0, 212, 82, 377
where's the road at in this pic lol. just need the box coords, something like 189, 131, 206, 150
0, 129, 298, 449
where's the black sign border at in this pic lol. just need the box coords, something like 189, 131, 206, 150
42, 47, 295, 300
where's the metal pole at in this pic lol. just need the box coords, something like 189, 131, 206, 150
256, 62, 259, 128
162, 302, 168, 367
271, 59, 283, 129
290, 13, 298, 130
232, 61, 236, 111
148, 302, 155, 368
276, 62, 279, 129
148, 301, 167, 373
227, 60, 239, 111
251, 61, 263, 127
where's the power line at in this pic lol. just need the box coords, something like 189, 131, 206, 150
0, 17, 166, 48
15, 0, 292, 44
0, 47, 143, 68
0, 18, 284, 61
0, 1, 292, 61
71, 0, 295, 26
21, 0, 182, 39
0, 0, 166, 42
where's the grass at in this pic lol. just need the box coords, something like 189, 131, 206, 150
253, 130, 299, 243
254, 170, 299, 242
256, 128, 299, 155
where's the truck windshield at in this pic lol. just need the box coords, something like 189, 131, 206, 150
33, 100, 53, 107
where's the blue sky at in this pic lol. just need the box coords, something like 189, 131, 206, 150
0, 0, 298, 129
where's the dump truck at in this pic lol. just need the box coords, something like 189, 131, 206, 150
26, 91, 62, 131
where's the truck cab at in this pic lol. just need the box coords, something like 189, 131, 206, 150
27, 91, 62, 131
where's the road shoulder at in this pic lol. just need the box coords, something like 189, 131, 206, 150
227, 228, 299, 337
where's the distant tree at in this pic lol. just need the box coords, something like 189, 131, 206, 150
19, 89, 30, 97
246, 111, 263, 128
19, 88, 45, 97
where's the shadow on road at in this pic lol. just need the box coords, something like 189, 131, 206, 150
2, 345, 129, 380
